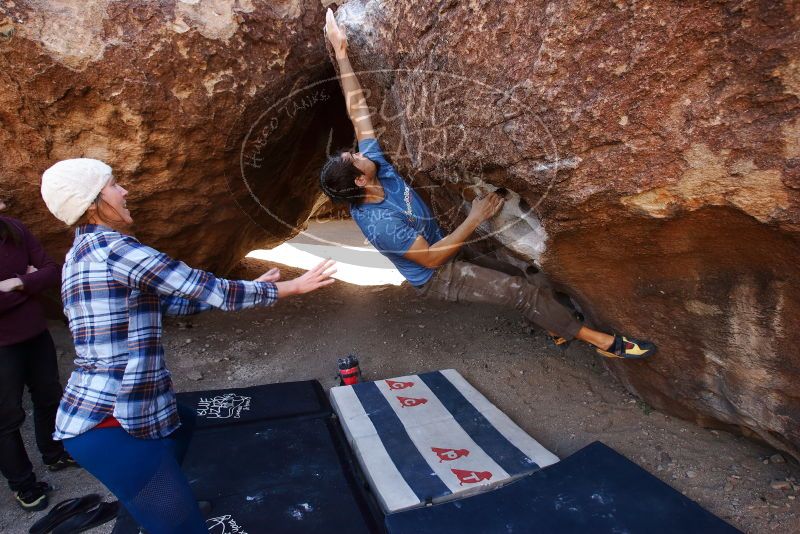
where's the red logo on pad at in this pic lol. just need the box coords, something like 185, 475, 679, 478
386, 380, 415, 390
432, 447, 470, 462
452, 468, 493, 485
397, 396, 427, 407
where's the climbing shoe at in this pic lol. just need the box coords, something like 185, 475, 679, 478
15, 481, 53, 512
596, 335, 657, 360
46, 451, 79, 472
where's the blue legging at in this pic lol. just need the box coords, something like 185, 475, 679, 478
63, 407, 206, 534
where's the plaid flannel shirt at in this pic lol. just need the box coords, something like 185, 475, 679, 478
54, 225, 278, 440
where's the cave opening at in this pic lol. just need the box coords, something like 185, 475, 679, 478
224, 67, 401, 286
246, 217, 404, 287
221, 66, 356, 271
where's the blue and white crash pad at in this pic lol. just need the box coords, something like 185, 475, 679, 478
330, 369, 559, 513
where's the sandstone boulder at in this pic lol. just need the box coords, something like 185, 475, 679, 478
0, 0, 350, 272
332, 0, 800, 458
3, 0, 799, 461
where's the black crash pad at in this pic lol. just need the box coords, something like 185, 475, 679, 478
185, 417, 378, 533
176, 380, 330, 429
385, 441, 741, 534
114, 381, 380, 534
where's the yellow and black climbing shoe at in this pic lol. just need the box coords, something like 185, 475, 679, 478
596, 335, 656, 360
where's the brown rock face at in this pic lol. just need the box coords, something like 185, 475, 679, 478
3, 0, 798, 460
0, 0, 350, 272
331, 1, 800, 458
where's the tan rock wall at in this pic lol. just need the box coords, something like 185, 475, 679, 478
0, 0, 350, 272
332, 0, 800, 458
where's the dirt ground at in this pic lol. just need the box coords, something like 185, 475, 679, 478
2, 231, 799, 533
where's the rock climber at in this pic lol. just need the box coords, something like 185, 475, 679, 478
319, 9, 656, 360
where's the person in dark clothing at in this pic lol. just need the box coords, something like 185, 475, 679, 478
0, 198, 78, 511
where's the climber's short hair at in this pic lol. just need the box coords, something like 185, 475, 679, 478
319, 152, 365, 204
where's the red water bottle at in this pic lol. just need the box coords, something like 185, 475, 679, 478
337, 354, 361, 386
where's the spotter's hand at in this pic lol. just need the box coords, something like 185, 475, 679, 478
255, 267, 281, 283
275, 259, 337, 298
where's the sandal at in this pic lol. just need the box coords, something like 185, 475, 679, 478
29, 494, 101, 533
596, 335, 657, 360
51, 501, 120, 534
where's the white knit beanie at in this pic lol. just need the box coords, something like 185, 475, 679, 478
41, 159, 113, 225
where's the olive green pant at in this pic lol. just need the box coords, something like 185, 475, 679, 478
416, 252, 583, 340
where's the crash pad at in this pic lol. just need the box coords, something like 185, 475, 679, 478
329, 369, 559, 513
177, 380, 330, 429
183, 416, 378, 533
384, 441, 742, 534
113, 380, 380, 534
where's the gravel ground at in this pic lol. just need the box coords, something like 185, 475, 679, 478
1, 259, 798, 533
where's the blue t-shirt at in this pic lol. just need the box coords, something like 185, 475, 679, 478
351, 138, 445, 287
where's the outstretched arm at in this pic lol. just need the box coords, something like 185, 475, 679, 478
161, 268, 281, 316
158, 265, 333, 316
107, 236, 336, 312
404, 193, 505, 268
325, 8, 375, 141
160, 295, 212, 317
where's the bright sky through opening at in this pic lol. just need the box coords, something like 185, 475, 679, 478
246, 220, 405, 286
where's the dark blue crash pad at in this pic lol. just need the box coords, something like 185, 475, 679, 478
385, 441, 741, 534
114, 381, 380, 534
177, 380, 330, 429
184, 417, 379, 533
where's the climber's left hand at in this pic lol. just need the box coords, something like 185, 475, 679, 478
325, 8, 348, 59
